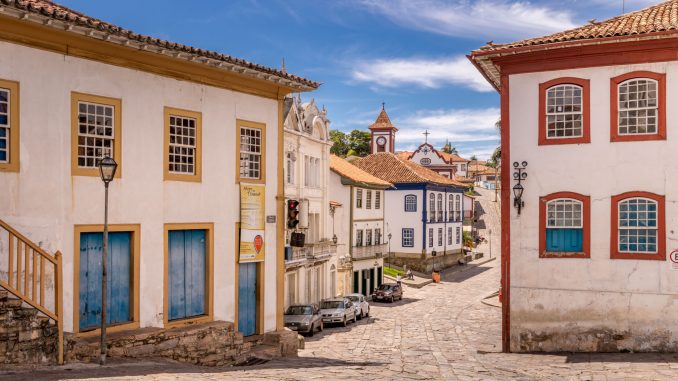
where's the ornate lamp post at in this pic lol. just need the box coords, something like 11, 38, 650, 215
512, 161, 527, 215
98, 156, 117, 365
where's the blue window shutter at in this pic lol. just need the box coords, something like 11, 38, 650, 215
546, 228, 583, 252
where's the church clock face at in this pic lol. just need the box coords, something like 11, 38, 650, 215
376, 136, 387, 146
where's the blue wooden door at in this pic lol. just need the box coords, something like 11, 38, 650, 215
168, 229, 206, 321
238, 262, 257, 336
546, 228, 583, 252
79, 232, 131, 331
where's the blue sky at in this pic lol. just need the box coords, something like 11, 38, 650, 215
60, 0, 659, 159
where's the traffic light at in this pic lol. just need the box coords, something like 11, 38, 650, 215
287, 199, 300, 229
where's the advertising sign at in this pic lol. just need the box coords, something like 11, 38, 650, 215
239, 183, 266, 263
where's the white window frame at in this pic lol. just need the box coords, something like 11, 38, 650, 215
366, 190, 372, 210
618, 197, 658, 254
356, 189, 363, 208
77, 100, 116, 168
428, 228, 434, 248
402, 228, 414, 247
546, 199, 583, 228
168, 113, 198, 175
239, 125, 263, 180
404, 195, 417, 212
545, 84, 584, 139
617, 78, 658, 136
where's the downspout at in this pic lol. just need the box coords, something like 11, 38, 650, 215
443, 187, 447, 256
349, 185, 354, 259
276, 94, 285, 331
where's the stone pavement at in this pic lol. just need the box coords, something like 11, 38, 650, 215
2, 189, 677, 380
3, 257, 677, 380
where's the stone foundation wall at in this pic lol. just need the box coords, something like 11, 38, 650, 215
66, 322, 301, 366
0, 290, 59, 365
66, 321, 249, 366
390, 251, 465, 273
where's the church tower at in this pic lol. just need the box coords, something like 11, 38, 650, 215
369, 103, 398, 154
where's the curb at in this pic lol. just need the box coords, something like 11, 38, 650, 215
383, 275, 433, 289
440, 256, 497, 277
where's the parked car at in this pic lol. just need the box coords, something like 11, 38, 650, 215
372, 283, 403, 303
345, 293, 370, 319
319, 298, 357, 327
284, 304, 323, 336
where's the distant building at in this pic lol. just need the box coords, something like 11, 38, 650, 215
282, 96, 336, 308
329, 155, 393, 296
354, 153, 466, 273
470, 0, 678, 352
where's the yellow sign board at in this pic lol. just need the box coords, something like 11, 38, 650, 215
239, 183, 265, 263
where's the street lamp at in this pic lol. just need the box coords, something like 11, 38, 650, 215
387, 232, 392, 269
98, 156, 117, 366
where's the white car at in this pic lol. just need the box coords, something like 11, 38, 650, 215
345, 293, 370, 320
319, 298, 357, 327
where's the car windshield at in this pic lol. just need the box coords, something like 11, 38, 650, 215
346, 296, 360, 302
285, 306, 312, 315
320, 301, 343, 309
378, 284, 393, 291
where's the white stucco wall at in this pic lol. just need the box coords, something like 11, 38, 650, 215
0, 41, 282, 333
508, 61, 678, 351
385, 189, 424, 255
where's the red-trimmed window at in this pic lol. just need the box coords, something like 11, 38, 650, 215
539, 192, 590, 258
539, 77, 590, 145
611, 192, 665, 260
611, 71, 666, 142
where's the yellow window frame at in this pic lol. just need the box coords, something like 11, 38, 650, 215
163, 107, 202, 182
235, 119, 266, 184
0, 79, 20, 172
71, 92, 122, 178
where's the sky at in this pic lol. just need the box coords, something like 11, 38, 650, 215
59, 0, 661, 159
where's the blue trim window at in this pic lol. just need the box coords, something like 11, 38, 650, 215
546, 199, 583, 252
456, 227, 461, 245
437, 228, 443, 246
404, 194, 417, 212
428, 228, 434, 247
429, 194, 436, 222
402, 229, 414, 247
448, 227, 453, 245
618, 198, 657, 253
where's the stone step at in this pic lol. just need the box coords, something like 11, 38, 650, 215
0, 290, 8, 301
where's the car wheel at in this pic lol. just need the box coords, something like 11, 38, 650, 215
357, 310, 362, 320
343, 317, 348, 327
319, 321, 324, 332
353, 313, 357, 323
365, 308, 369, 317
309, 323, 315, 337
399, 295, 403, 301
390, 296, 394, 303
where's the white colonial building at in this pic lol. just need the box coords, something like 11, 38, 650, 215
282, 96, 336, 308
470, 0, 678, 352
355, 153, 466, 273
329, 155, 392, 296
0, 0, 318, 358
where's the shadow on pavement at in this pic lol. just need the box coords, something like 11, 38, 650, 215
0, 356, 387, 381
441, 265, 491, 283
481, 351, 678, 364
370, 297, 420, 308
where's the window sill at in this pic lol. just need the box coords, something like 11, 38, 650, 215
611, 133, 666, 142
539, 251, 589, 259
538, 136, 590, 146
610, 251, 665, 261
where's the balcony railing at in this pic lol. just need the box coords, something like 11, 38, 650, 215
352, 243, 387, 261
285, 241, 337, 267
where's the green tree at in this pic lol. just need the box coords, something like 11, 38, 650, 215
441, 140, 458, 155
347, 130, 371, 157
489, 146, 501, 167
329, 130, 349, 156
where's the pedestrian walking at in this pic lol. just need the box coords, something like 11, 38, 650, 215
406, 269, 413, 280
396, 273, 402, 285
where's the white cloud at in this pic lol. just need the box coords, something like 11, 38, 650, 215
351, 56, 494, 92
359, 0, 577, 41
395, 107, 500, 145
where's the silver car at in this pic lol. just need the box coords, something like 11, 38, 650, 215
284, 304, 323, 336
319, 298, 357, 327
345, 293, 370, 320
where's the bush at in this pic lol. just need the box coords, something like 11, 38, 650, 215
463, 230, 474, 248
384, 267, 404, 277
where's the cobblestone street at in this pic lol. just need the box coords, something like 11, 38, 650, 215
3, 190, 678, 380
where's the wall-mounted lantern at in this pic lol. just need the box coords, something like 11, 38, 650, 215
512, 161, 528, 215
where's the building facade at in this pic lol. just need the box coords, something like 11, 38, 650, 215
355, 153, 466, 273
282, 96, 336, 308
329, 155, 392, 296
0, 0, 318, 342
471, 0, 678, 352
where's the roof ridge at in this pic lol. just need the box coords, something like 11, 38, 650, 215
2, 0, 319, 89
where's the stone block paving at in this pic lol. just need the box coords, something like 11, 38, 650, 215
3, 258, 677, 380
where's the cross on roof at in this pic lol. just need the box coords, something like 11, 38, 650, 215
423, 129, 430, 143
